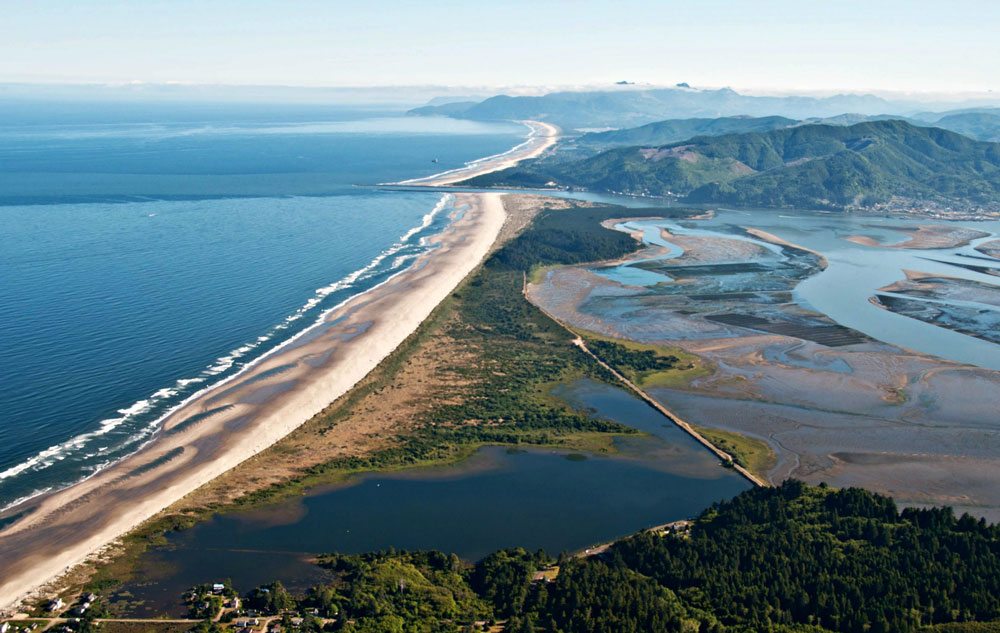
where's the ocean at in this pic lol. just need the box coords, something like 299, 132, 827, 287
0, 102, 526, 509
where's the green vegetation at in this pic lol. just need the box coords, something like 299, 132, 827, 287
575, 331, 709, 389
932, 112, 1000, 143
577, 116, 798, 148
922, 624, 1000, 633
612, 481, 1000, 632
476, 120, 1000, 211
690, 425, 776, 479
225, 482, 1000, 632
310, 551, 491, 629
85, 201, 676, 597
586, 339, 678, 376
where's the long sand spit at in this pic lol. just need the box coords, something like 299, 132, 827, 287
0, 193, 507, 610
399, 120, 559, 187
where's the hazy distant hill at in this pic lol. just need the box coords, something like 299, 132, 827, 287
471, 120, 1000, 211
409, 87, 902, 129
577, 115, 798, 147
931, 112, 1000, 142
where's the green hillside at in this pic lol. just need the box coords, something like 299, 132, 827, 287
226, 482, 1000, 632
578, 115, 798, 147
933, 112, 1000, 142
473, 120, 1000, 211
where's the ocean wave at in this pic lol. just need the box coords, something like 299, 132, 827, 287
0, 193, 454, 512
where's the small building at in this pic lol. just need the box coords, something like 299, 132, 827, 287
212, 583, 226, 595
2, 621, 11, 633
227, 597, 241, 610
47, 598, 64, 612
290, 618, 303, 627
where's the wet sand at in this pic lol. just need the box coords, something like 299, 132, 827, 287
528, 223, 1000, 520
399, 120, 559, 186
0, 193, 507, 610
846, 224, 990, 249
976, 239, 1000, 259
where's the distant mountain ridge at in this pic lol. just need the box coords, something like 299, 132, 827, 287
930, 112, 1000, 142
468, 120, 1000, 213
577, 115, 799, 147
575, 111, 1000, 148
409, 87, 904, 129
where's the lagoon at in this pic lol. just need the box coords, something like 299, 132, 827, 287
116, 379, 748, 615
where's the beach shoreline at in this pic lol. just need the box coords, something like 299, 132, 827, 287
0, 193, 507, 611
398, 120, 559, 187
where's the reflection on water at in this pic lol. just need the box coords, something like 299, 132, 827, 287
117, 380, 747, 615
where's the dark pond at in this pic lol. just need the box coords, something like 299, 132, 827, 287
117, 379, 748, 615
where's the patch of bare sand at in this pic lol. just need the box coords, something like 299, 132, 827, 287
658, 229, 771, 265
847, 224, 990, 249
745, 227, 828, 267
975, 239, 1000, 259
526, 217, 1000, 518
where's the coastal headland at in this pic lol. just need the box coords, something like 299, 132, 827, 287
0, 193, 506, 610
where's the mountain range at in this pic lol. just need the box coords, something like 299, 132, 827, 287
467, 120, 1000, 212
409, 87, 905, 129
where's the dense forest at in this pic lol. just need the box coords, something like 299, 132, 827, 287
222, 482, 999, 632
468, 120, 1000, 212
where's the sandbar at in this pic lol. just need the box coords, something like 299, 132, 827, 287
399, 120, 560, 187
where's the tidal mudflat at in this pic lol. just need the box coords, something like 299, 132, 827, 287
529, 209, 1000, 519
112, 380, 747, 616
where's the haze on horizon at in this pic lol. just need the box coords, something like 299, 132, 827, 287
2, 0, 998, 97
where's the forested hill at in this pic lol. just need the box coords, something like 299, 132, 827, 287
470, 120, 1000, 212
577, 115, 798, 147
236, 482, 999, 632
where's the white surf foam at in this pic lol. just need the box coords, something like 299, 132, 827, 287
0, 193, 455, 512
394, 122, 538, 185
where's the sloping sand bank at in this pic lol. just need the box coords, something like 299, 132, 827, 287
0, 193, 506, 610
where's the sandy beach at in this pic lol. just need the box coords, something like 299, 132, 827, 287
398, 120, 559, 187
846, 224, 990, 249
0, 193, 506, 611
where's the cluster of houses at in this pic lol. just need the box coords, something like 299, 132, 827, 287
231, 616, 310, 633
42, 593, 97, 618
0, 623, 41, 633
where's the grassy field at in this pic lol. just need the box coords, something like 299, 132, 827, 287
574, 328, 712, 389
691, 424, 776, 479
95, 623, 195, 633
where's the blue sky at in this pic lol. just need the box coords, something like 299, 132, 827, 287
2, 0, 998, 94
